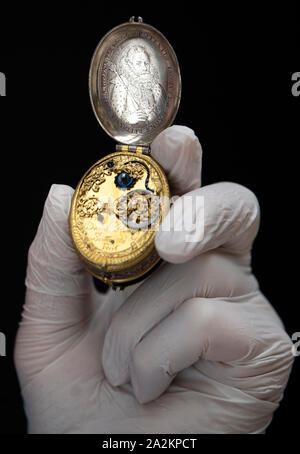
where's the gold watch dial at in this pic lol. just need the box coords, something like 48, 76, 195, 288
69, 151, 169, 285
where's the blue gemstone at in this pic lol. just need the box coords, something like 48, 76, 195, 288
115, 172, 135, 189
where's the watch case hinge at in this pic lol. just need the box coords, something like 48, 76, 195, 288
116, 144, 151, 155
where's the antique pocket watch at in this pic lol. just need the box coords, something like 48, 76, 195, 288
69, 16, 181, 288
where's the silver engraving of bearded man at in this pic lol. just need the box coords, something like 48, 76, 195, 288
108, 44, 168, 124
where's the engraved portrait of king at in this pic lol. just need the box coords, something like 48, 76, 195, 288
107, 43, 168, 125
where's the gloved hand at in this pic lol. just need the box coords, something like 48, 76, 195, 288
15, 125, 294, 434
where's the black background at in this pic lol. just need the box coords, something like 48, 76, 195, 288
0, 2, 299, 435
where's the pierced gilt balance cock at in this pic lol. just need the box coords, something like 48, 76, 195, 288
69, 17, 181, 287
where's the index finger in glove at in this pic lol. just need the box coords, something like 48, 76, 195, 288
155, 182, 260, 263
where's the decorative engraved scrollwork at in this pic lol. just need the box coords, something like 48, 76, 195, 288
76, 158, 160, 221
113, 162, 145, 180
79, 168, 112, 196
77, 197, 100, 218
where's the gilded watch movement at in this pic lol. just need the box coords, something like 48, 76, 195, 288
69, 16, 181, 287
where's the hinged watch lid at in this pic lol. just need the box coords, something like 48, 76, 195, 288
89, 17, 181, 146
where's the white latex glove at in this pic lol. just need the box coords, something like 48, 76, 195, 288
15, 125, 294, 434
